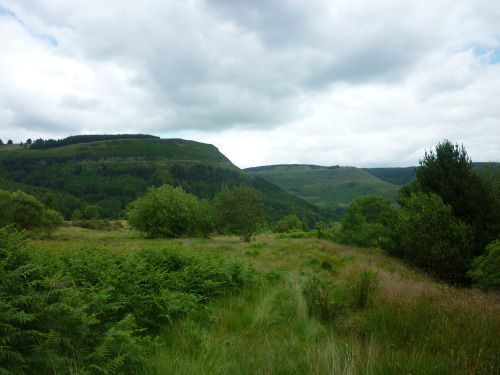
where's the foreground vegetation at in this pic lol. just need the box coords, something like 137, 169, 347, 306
2, 225, 499, 374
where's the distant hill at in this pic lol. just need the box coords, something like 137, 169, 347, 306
0, 137, 331, 225
246, 163, 498, 215
361, 167, 416, 185
245, 164, 411, 215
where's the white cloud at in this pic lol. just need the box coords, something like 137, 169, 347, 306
0, 0, 499, 167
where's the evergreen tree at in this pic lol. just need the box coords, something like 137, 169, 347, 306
413, 140, 494, 255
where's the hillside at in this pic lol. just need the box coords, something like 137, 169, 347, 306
361, 167, 416, 185
245, 164, 407, 214
0, 137, 331, 225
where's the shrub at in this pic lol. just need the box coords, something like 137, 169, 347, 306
245, 242, 263, 256
303, 275, 337, 321
41, 209, 64, 238
303, 269, 379, 322
0, 189, 45, 230
273, 215, 308, 233
127, 185, 199, 238
275, 231, 316, 239
82, 205, 99, 220
0, 190, 64, 235
394, 192, 474, 283
338, 195, 396, 248
351, 269, 378, 310
469, 240, 500, 291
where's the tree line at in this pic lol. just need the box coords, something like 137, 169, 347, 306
27, 134, 159, 149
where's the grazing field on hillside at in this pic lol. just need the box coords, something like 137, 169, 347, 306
9, 225, 496, 374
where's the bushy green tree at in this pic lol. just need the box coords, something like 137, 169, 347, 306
469, 240, 500, 291
127, 185, 199, 238
41, 209, 64, 238
338, 195, 396, 247
395, 192, 474, 283
71, 208, 83, 221
216, 184, 265, 241
0, 190, 64, 235
0, 190, 45, 230
411, 140, 494, 255
82, 205, 99, 220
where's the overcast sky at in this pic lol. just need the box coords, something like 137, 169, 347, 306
1, 0, 499, 168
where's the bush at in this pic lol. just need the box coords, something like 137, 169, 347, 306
0, 189, 45, 230
127, 185, 200, 238
338, 195, 396, 247
273, 215, 308, 233
394, 192, 474, 283
41, 209, 64, 238
469, 240, 500, 291
275, 231, 316, 239
0, 189, 64, 235
82, 205, 99, 220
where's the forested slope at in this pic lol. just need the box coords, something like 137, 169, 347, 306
0, 137, 331, 224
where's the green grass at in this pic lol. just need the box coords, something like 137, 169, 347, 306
25, 228, 500, 374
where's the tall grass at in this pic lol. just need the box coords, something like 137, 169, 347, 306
19, 229, 500, 374
143, 237, 500, 374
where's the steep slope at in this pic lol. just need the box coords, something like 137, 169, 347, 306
362, 167, 416, 185
0, 137, 331, 225
245, 164, 402, 214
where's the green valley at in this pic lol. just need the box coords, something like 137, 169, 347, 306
245, 164, 409, 215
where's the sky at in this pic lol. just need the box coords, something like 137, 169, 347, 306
1, 0, 499, 169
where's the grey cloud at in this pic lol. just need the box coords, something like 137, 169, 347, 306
205, 0, 315, 48
59, 94, 100, 109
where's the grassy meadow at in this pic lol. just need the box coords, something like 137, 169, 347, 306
28, 224, 500, 374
